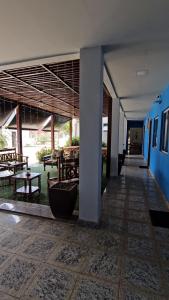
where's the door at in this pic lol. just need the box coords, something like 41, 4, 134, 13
147, 119, 152, 167
128, 127, 143, 154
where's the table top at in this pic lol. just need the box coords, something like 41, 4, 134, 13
0, 161, 26, 167
12, 172, 41, 180
0, 170, 14, 178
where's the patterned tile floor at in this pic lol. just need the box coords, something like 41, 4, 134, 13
0, 156, 168, 299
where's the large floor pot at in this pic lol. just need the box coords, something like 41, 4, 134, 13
48, 182, 77, 218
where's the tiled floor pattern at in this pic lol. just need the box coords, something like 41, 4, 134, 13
0, 157, 168, 299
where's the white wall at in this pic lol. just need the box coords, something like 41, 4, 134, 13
124, 117, 127, 150
72, 118, 80, 138
102, 117, 108, 144
110, 98, 120, 176
119, 108, 124, 154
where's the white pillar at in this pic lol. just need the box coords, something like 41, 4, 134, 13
119, 109, 124, 154
110, 99, 120, 176
72, 118, 80, 138
102, 116, 108, 145
123, 117, 127, 150
79, 46, 103, 223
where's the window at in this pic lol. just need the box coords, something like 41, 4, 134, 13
161, 108, 169, 153
152, 117, 158, 147
103, 123, 108, 132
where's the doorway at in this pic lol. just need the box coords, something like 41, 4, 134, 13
126, 121, 144, 155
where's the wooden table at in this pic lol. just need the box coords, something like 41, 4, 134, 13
0, 161, 27, 174
0, 170, 14, 186
13, 172, 41, 196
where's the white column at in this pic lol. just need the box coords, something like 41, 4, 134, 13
79, 46, 103, 224
72, 118, 80, 138
119, 109, 124, 154
123, 117, 127, 150
110, 98, 120, 176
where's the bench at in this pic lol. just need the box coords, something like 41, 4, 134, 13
0, 148, 28, 169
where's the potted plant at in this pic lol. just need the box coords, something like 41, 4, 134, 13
48, 181, 77, 218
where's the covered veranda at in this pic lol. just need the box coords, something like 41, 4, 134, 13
0, 58, 112, 220
0, 0, 169, 299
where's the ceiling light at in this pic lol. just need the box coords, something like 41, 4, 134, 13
136, 69, 148, 77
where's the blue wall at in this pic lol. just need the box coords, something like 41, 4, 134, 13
144, 85, 169, 202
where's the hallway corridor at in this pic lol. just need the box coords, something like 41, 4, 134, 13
0, 156, 168, 299
102, 156, 169, 299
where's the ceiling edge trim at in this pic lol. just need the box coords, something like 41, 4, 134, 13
0, 52, 80, 71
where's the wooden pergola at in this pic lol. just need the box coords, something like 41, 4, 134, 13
0, 60, 110, 117
0, 59, 112, 176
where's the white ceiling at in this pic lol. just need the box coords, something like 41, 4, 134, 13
0, 0, 169, 119
104, 41, 169, 119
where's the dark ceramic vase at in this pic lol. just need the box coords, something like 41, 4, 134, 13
48, 182, 77, 218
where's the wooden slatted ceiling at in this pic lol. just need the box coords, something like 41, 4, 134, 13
0, 59, 110, 118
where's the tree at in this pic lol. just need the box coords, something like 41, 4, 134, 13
0, 133, 7, 149
57, 121, 70, 135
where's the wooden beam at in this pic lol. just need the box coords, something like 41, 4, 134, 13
2, 107, 17, 128
69, 119, 72, 146
2, 70, 79, 113
16, 105, 23, 155
51, 114, 55, 151
106, 98, 112, 178
42, 64, 79, 96
39, 116, 51, 131
0, 85, 73, 118
0, 60, 108, 119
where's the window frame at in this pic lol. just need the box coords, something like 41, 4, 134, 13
152, 116, 158, 148
160, 108, 169, 154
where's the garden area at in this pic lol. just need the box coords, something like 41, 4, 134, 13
0, 158, 107, 209
0, 125, 107, 209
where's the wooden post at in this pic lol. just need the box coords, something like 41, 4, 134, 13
106, 98, 112, 178
51, 114, 55, 151
16, 105, 23, 155
69, 119, 72, 146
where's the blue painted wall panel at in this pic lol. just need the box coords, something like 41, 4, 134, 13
144, 85, 169, 202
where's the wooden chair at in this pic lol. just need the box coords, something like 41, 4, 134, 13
43, 155, 58, 171
47, 157, 79, 188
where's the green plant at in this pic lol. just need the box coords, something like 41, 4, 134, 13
57, 121, 70, 135
102, 141, 107, 147
0, 133, 7, 149
36, 133, 50, 145
66, 136, 80, 146
36, 147, 51, 162
71, 137, 80, 146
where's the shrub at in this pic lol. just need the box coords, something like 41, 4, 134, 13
36, 133, 50, 145
71, 137, 80, 146
0, 133, 7, 149
102, 141, 107, 147
36, 147, 51, 162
